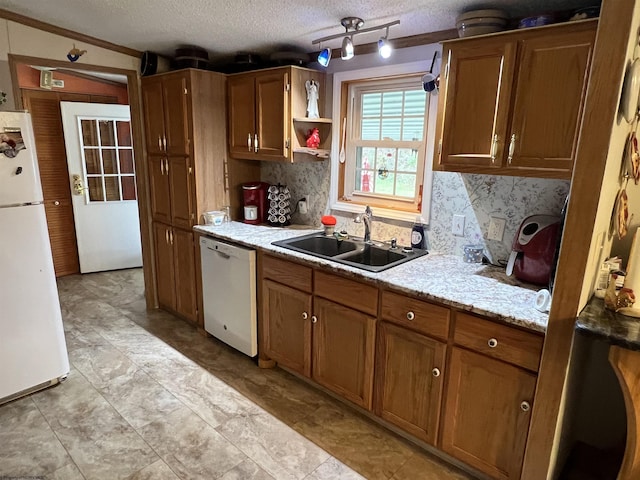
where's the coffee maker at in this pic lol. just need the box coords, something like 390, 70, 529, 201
242, 182, 268, 224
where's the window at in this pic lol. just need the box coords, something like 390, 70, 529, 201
330, 60, 437, 223
79, 118, 136, 203
346, 77, 427, 211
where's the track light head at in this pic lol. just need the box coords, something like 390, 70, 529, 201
341, 36, 354, 60
317, 47, 331, 67
378, 37, 392, 59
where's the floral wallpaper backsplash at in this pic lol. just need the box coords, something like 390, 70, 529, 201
261, 162, 570, 264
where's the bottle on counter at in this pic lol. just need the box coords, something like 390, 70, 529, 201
411, 216, 426, 250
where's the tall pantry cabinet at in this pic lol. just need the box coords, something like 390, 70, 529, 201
141, 69, 259, 325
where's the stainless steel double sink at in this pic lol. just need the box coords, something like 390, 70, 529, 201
272, 232, 428, 272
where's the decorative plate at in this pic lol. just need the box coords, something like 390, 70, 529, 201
620, 58, 640, 123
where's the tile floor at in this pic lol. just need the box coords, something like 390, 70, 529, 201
0, 268, 475, 480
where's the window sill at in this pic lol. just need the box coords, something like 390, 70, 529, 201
330, 200, 424, 224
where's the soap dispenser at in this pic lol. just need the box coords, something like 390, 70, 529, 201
411, 216, 426, 250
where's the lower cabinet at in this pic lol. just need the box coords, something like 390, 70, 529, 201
262, 279, 312, 377
441, 347, 537, 480
374, 321, 446, 444
312, 297, 376, 410
153, 222, 197, 324
258, 252, 542, 479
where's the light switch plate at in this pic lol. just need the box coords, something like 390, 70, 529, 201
488, 217, 506, 241
452, 214, 465, 236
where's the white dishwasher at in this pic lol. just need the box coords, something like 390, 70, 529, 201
200, 236, 257, 357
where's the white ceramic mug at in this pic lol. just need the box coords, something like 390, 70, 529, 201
244, 205, 258, 221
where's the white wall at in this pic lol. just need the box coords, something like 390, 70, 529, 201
0, 19, 138, 70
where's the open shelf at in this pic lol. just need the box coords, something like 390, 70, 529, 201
293, 147, 330, 159
293, 117, 333, 124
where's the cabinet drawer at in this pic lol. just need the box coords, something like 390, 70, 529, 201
261, 254, 312, 293
381, 291, 450, 341
453, 312, 543, 372
314, 270, 377, 316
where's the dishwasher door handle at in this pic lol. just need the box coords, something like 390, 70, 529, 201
207, 246, 231, 260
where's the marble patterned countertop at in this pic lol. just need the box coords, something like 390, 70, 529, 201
576, 298, 640, 351
195, 222, 549, 333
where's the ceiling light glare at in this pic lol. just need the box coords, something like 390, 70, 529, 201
341, 36, 354, 60
317, 47, 331, 67
378, 37, 392, 59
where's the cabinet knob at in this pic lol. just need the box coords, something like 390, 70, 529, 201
520, 401, 531, 412
302, 312, 308, 320
247, 133, 252, 152
406, 311, 415, 321
432, 368, 441, 377
488, 338, 498, 348
490, 134, 498, 163
311, 315, 318, 324
508, 134, 516, 164
53, 200, 60, 206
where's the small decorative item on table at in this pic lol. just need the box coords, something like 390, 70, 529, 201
321, 215, 337, 236
306, 128, 320, 149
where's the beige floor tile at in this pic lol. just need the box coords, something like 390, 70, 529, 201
0, 397, 72, 478
219, 458, 275, 480
305, 457, 367, 480
47, 462, 86, 480
293, 403, 415, 480
126, 459, 180, 480
217, 410, 330, 480
138, 406, 247, 479
70, 344, 138, 389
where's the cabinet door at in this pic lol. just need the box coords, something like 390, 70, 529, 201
162, 73, 191, 156
255, 70, 288, 160
441, 347, 536, 480
153, 222, 175, 310
508, 28, 595, 174
440, 39, 517, 169
148, 156, 171, 224
141, 78, 166, 156
172, 228, 197, 324
312, 297, 376, 410
375, 322, 446, 445
228, 75, 256, 158
262, 279, 312, 377
167, 156, 194, 229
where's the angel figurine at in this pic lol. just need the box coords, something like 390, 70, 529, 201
305, 80, 319, 118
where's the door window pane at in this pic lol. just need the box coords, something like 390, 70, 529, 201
99, 120, 116, 146
81, 120, 98, 146
121, 176, 136, 201
116, 121, 132, 146
102, 149, 118, 174
88, 177, 103, 201
104, 177, 120, 201
119, 149, 134, 173
83, 149, 100, 174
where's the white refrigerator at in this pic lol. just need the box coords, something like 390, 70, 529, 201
0, 111, 70, 404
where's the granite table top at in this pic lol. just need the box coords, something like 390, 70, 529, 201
576, 297, 640, 351
195, 222, 550, 333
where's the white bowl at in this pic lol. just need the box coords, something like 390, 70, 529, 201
456, 9, 508, 37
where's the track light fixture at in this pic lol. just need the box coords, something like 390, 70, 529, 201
378, 27, 392, 59
313, 17, 400, 65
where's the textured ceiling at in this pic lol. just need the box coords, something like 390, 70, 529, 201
0, 0, 594, 60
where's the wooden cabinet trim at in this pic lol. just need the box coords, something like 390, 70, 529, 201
314, 270, 378, 316
453, 312, 543, 372
261, 254, 313, 292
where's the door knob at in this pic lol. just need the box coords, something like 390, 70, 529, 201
54, 200, 60, 206
71, 174, 86, 195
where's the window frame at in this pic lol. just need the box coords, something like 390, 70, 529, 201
330, 60, 439, 223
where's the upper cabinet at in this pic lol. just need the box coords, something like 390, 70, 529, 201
227, 66, 331, 162
434, 20, 597, 179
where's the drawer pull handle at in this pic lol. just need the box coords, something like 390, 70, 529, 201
302, 312, 308, 320
488, 338, 498, 348
311, 315, 318, 324
406, 311, 415, 321
490, 134, 498, 163
520, 401, 531, 412
508, 133, 516, 164
432, 368, 441, 378
247, 133, 252, 152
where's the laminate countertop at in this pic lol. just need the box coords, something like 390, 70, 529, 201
576, 297, 640, 351
195, 222, 549, 333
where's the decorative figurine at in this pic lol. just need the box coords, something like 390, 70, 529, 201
305, 80, 319, 118
306, 128, 320, 149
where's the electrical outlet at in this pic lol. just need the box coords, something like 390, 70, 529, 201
452, 214, 465, 236
487, 217, 506, 241
298, 199, 308, 214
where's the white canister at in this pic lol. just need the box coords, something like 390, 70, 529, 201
244, 205, 258, 221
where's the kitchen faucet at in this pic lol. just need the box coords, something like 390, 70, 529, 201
354, 205, 373, 243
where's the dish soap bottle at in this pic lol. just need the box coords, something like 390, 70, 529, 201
411, 216, 426, 250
